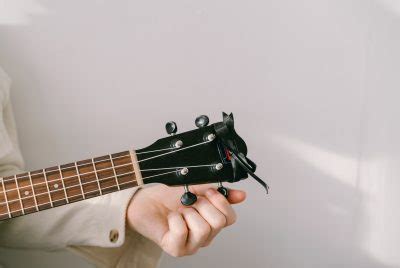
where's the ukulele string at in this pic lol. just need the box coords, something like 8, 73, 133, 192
0, 179, 143, 217
2, 138, 211, 185
135, 140, 212, 163
0, 140, 215, 208
0, 163, 217, 207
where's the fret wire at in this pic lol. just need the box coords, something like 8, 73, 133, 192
0, 162, 134, 195
0, 171, 136, 206
14, 175, 24, 215
0, 166, 198, 211
1, 178, 11, 218
1, 153, 131, 183
74, 162, 85, 199
58, 165, 69, 203
43, 169, 54, 208
0, 179, 138, 217
92, 158, 102, 195
1, 161, 211, 200
28, 172, 39, 211
109, 155, 120, 191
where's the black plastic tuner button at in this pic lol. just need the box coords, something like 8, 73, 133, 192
165, 121, 178, 135
217, 182, 229, 199
181, 185, 197, 206
195, 115, 210, 128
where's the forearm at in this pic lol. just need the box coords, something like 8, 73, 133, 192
0, 188, 136, 250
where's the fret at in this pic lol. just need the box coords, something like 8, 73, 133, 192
61, 163, 84, 202
77, 159, 101, 199
15, 172, 37, 214
0, 178, 11, 219
112, 151, 137, 190
91, 159, 102, 195
94, 155, 119, 195
3, 176, 23, 217
42, 169, 54, 208
109, 154, 121, 191
74, 162, 85, 199
0, 150, 140, 221
28, 172, 39, 212
14, 175, 24, 215
58, 165, 69, 203
31, 170, 52, 210
45, 167, 68, 207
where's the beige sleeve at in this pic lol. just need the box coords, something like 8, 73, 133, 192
0, 67, 162, 267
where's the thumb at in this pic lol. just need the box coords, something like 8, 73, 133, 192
227, 189, 246, 204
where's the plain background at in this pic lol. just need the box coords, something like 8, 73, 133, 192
1, 0, 400, 267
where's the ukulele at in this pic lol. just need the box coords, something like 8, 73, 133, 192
0, 112, 269, 221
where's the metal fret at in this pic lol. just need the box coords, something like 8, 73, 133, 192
1, 178, 11, 218
74, 162, 86, 199
91, 158, 102, 195
43, 169, 54, 207
28, 172, 39, 211
109, 155, 121, 191
14, 175, 24, 215
58, 165, 69, 203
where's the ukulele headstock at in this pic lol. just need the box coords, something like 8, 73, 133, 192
136, 112, 268, 205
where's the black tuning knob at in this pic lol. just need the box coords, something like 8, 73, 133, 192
181, 185, 197, 206
165, 121, 178, 135
217, 182, 229, 198
195, 115, 209, 128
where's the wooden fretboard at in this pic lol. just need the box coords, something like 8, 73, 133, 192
0, 150, 142, 221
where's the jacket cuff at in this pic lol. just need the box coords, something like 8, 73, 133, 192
0, 188, 137, 249
68, 229, 162, 268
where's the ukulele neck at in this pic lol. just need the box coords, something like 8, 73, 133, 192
0, 150, 143, 220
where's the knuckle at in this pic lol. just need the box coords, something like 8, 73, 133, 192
202, 239, 213, 248
175, 227, 188, 238
214, 215, 227, 229
198, 224, 211, 238
226, 212, 237, 226
166, 247, 185, 258
182, 207, 196, 215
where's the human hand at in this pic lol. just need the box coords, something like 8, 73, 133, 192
126, 184, 246, 257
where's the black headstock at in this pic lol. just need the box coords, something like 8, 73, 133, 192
136, 112, 268, 205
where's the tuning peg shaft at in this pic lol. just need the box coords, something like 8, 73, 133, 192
165, 121, 178, 135
195, 115, 209, 128
217, 182, 229, 198
181, 185, 197, 206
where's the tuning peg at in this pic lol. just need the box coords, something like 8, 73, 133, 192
165, 121, 178, 135
181, 185, 197, 206
217, 182, 229, 198
195, 115, 209, 128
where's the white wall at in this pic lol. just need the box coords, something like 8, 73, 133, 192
0, 0, 399, 267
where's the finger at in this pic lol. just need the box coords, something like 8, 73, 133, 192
180, 207, 211, 255
192, 185, 246, 204
192, 197, 227, 247
161, 212, 188, 257
227, 189, 246, 204
205, 188, 237, 226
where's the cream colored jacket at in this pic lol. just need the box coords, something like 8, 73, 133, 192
0, 67, 162, 267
